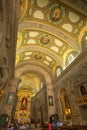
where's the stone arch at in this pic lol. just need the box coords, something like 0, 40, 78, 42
16, 60, 53, 78
15, 65, 52, 83
15, 64, 53, 88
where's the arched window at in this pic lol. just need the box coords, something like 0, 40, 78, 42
56, 66, 63, 77
80, 86, 87, 95
56, 68, 61, 76
65, 51, 78, 67
64, 95, 71, 109
68, 54, 74, 64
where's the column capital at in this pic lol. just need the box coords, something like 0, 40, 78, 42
9, 78, 21, 87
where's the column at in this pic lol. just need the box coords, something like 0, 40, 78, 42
2, 78, 21, 122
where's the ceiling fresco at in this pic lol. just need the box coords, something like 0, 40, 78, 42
15, 0, 87, 99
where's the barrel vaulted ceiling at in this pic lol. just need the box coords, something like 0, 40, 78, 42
15, 0, 87, 97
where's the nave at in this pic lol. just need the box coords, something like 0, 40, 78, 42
0, 0, 87, 128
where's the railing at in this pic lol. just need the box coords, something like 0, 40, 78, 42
77, 94, 87, 106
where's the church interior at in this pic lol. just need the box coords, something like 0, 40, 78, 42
0, 0, 87, 128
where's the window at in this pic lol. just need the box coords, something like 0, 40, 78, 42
56, 67, 61, 77
68, 54, 74, 63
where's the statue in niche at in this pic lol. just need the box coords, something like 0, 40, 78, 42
64, 95, 70, 108
51, 6, 61, 21
21, 97, 27, 110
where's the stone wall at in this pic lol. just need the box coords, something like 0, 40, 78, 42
54, 49, 87, 125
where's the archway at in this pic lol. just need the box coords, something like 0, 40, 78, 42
15, 64, 54, 123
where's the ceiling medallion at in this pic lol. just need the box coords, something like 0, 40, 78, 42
33, 52, 44, 61
38, 34, 51, 46
47, 3, 65, 25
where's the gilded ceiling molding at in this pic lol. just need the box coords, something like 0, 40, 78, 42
19, 0, 28, 21
15, 64, 53, 86
17, 45, 63, 65
18, 21, 81, 52
63, 48, 77, 67
78, 26, 87, 47
58, 0, 87, 17
54, 49, 87, 84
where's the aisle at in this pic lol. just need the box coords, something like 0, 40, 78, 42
0, 127, 42, 130
20, 128, 41, 130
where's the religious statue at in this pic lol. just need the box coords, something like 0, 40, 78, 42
21, 97, 27, 110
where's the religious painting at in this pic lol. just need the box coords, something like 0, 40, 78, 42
51, 6, 62, 21
38, 34, 51, 46
40, 35, 50, 45
33, 52, 43, 61
47, 3, 65, 25
48, 96, 54, 106
7, 92, 14, 105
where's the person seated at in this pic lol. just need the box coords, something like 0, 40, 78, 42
56, 120, 63, 127
7, 124, 13, 130
52, 122, 56, 127
19, 124, 26, 129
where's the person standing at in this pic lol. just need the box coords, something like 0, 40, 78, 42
48, 121, 52, 130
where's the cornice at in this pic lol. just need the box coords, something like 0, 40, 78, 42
58, 0, 87, 17
54, 49, 87, 85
